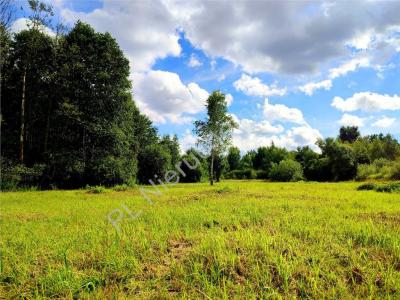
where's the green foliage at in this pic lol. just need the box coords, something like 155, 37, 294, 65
240, 150, 256, 169
1, 158, 45, 190
269, 159, 303, 182
294, 146, 325, 180
1, 18, 158, 189
112, 184, 129, 192
339, 126, 360, 143
357, 159, 400, 181
255, 169, 269, 179
179, 149, 206, 183
137, 144, 172, 184
160, 135, 181, 167
225, 168, 256, 179
86, 185, 107, 194
357, 183, 376, 191
254, 144, 288, 172
357, 182, 400, 193
211, 154, 227, 182
194, 91, 237, 185
227, 146, 241, 171
318, 138, 357, 181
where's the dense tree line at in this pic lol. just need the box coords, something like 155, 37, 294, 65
1, 2, 182, 189
224, 126, 400, 182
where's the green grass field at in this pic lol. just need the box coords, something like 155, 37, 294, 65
1, 181, 400, 299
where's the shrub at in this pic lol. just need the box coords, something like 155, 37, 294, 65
137, 144, 172, 184
179, 150, 206, 183
356, 164, 378, 181
1, 159, 45, 191
256, 170, 269, 179
112, 184, 129, 191
225, 169, 256, 179
357, 182, 400, 193
87, 185, 107, 194
269, 159, 303, 182
356, 158, 400, 180
357, 183, 376, 191
387, 160, 400, 180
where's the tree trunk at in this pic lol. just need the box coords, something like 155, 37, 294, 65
210, 151, 214, 186
19, 68, 26, 163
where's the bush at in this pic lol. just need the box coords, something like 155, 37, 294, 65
356, 158, 400, 180
357, 182, 400, 193
87, 185, 107, 194
256, 170, 269, 179
112, 184, 129, 191
356, 183, 376, 191
356, 164, 378, 181
1, 159, 45, 191
375, 182, 400, 193
137, 144, 172, 184
179, 150, 206, 183
269, 159, 303, 182
225, 169, 256, 179
387, 160, 400, 180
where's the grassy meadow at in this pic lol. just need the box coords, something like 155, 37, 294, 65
1, 181, 400, 299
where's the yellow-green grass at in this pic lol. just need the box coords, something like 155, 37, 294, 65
1, 181, 399, 299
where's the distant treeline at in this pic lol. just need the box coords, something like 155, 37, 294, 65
223, 129, 400, 182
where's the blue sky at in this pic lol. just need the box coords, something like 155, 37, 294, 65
12, 0, 400, 152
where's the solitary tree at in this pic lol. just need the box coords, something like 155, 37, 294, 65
194, 91, 237, 185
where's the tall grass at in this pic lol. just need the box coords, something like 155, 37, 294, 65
1, 181, 399, 298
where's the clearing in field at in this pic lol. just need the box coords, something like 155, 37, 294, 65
1, 181, 400, 298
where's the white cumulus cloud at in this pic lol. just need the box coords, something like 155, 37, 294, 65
263, 99, 305, 124
299, 80, 332, 96
338, 113, 365, 127
61, 0, 181, 72
372, 116, 396, 128
134, 70, 208, 124
234, 74, 286, 97
328, 57, 370, 79
10, 17, 55, 36
332, 92, 400, 112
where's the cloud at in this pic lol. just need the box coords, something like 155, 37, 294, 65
233, 74, 286, 97
338, 113, 365, 127
332, 92, 400, 112
180, 129, 197, 152
134, 70, 208, 124
263, 99, 305, 124
299, 79, 332, 96
232, 118, 321, 153
347, 30, 374, 50
169, 0, 400, 74
234, 117, 284, 135
372, 116, 396, 128
10, 18, 55, 36
57, 0, 400, 76
188, 53, 202, 67
225, 94, 233, 106
61, 0, 181, 72
328, 57, 370, 79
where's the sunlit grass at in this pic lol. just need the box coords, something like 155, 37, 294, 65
1, 181, 399, 298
